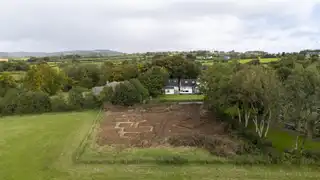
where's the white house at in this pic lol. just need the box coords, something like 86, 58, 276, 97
164, 79, 179, 95
179, 79, 197, 94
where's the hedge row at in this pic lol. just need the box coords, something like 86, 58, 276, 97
0, 79, 150, 116
0, 87, 101, 116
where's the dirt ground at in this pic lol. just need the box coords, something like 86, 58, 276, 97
98, 104, 228, 147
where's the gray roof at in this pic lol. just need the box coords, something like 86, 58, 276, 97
180, 79, 197, 87
166, 79, 179, 87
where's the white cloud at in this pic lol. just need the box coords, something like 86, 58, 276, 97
0, 0, 319, 53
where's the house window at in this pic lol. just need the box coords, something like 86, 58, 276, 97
185, 80, 188, 83
192, 81, 195, 83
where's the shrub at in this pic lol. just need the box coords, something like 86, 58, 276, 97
68, 86, 87, 110
50, 94, 71, 112
0, 90, 51, 115
83, 92, 101, 109
111, 81, 141, 106
98, 86, 114, 103
129, 78, 149, 103
15, 91, 51, 114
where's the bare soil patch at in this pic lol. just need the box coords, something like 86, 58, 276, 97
98, 104, 234, 150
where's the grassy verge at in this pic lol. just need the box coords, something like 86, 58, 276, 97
156, 94, 204, 102
1, 111, 320, 179
267, 128, 320, 151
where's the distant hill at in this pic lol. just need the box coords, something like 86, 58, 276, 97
3, 50, 123, 58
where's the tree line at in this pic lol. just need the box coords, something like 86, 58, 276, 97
200, 54, 320, 162
0, 55, 200, 115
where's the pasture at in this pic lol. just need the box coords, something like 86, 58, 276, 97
199, 58, 280, 66
1, 110, 320, 179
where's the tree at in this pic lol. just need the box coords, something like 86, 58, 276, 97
151, 55, 200, 79
129, 78, 149, 103
111, 81, 141, 106
139, 66, 169, 97
202, 63, 282, 138
284, 63, 320, 142
24, 64, 66, 95
0, 73, 16, 97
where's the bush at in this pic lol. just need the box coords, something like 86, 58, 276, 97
50, 94, 71, 112
111, 81, 141, 106
15, 91, 51, 114
129, 78, 149, 103
83, 92, 101, 109
68, 86, 86, 110
98, 86, 114, 103
0, 90, 51, 115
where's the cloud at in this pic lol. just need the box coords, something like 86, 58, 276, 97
0, 0, 319, 53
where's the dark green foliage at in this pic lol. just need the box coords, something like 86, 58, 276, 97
15, 91, 51, 114
68, 86, 87, 110
0, 90, 51, 115
111, 81, 140, 106
50, 94, 71, 112
139, 66, 169, 97
83, 92, 101, 109
98, 86, 114, 103
129, 78, 149, 103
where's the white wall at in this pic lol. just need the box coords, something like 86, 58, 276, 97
165, 89, 175, 95
179, 86, 193, 94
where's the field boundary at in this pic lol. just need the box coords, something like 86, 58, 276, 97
72, 108, 104, 163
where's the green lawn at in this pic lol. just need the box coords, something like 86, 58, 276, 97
1, 112, 320, 180
267, 128, 320, 151
157, 94, 204, 102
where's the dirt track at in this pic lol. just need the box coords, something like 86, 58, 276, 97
98, 104, 226, 147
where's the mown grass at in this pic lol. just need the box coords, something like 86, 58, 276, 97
1, 112, 320, 180
267, 128, 320, 151
157, 94, 204, 102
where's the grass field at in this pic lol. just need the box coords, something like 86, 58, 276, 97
199, 58, 280, 66
267, 128, 320, 151
1, 111, 320, 180
157, 94, 204, 102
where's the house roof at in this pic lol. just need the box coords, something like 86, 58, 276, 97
166, 79, 179, 86
180, 79, 197, 86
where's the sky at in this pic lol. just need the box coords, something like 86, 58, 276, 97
0, 0, 320, 53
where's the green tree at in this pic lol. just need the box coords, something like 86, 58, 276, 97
139, 66, 169, 97
24, 64, 66, 95
129, 78, 149, 103
0, 73, 16, 97
111, 81, 140, 106
284, 63, 320, 143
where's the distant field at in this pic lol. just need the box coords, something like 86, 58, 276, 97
0, 71, 25, 80
199, 58, 280, 66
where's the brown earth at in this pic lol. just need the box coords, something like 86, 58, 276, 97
98, 104, 230, 148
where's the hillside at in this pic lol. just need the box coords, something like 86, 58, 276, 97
3, 49, 123, 58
